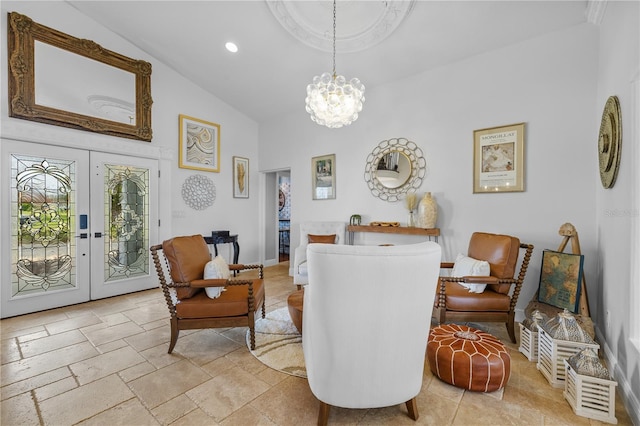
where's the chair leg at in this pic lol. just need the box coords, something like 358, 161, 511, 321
506, 312, 517, 343
506, 316, 517, 344
168, 318, 179, 354
317, 401, 331, 426
405, 397, 419, 421
249, 325, 256, 350
261, 299, 266, 319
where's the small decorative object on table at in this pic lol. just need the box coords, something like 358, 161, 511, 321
349, 214, 361, 226
369, 221, 400, 227
564, 349, 618, 424
417, 192, 438, 228
403, 192, 417, 227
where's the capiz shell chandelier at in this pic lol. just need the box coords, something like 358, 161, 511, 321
305, 1, 365, 129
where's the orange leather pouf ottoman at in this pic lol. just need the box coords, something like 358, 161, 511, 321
427, 324, 511, 392
287, 289, 304, 334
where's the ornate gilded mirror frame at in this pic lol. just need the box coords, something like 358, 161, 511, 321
7, 12, 153, 141
364, 137, 426, 202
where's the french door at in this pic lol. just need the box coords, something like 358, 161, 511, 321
1, 140, 158, 318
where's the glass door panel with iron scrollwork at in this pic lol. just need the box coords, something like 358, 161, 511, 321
1, 142, 159, 318
1, 141, 90, 318
89, 152, 158, 299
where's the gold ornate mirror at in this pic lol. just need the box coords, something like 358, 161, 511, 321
7, 12, 153, 141
364, 138, 426, 201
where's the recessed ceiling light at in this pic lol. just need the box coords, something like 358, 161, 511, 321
225, 42, 238, 53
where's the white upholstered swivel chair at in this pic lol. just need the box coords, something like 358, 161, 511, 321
293, 221, 346, 289
303, 242, 442, 425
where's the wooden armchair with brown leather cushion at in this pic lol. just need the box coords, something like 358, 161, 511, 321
433, 232, 534, 343
150, 234, 265, 353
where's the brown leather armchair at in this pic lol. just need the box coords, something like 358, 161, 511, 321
433, 232, 533, 343
150, 234, 265, 353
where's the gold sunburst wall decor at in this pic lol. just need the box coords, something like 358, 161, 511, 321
598, 96, 622, 189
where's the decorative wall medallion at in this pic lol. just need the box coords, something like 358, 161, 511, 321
266, 1, 415, 53
598, 96, 622, 189
182, 175, 216, 210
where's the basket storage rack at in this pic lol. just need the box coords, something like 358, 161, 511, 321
563, 360, 618, 424
518, 322, 538, 362
537, 327, 600, 388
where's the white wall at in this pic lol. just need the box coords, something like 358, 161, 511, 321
594, 1, 640, 422
260, 23, 600, 319
2, 0, 637, 420
1, 2, 261, 266
260, 6, 640, 419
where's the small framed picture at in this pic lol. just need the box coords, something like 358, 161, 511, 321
233, 156, 249, 198
179, 114, 220, 172
473, 122, 525, 193
311, 154, 336, 200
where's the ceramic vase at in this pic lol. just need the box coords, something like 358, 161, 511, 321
418, 192, 438, 228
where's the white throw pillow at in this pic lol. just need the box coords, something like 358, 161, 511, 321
203, 256, 230, 299
452, 253, 490, 293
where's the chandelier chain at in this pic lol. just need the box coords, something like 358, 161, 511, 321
332, 0, 337, 78
304, 0, 365, 128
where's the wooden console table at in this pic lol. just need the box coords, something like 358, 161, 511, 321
347, 225, 440, 244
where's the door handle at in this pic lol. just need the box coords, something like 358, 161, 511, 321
94, 232, 102, 238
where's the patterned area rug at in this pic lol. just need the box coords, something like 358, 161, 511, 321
246, 307, 306, 378
246, 313, 506, 400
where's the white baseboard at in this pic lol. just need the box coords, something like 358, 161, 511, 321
263, 258, 278, 267
596, 327, 640, 425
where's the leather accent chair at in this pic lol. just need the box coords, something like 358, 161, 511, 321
303, 242, 442, 425
150, 235, 265, 353
433, 232, 534, 343
293, 221, 346, 289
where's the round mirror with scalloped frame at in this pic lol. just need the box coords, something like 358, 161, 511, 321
364, 138, 426, 202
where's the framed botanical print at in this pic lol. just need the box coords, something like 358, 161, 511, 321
179, 114, 220, 172
312, 154, 336, 200
473, 123, 525, 193
233, 156, 249, 198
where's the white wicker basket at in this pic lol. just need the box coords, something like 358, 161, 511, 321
518, 322, 538, 362
563, 360, 617, 424
537, 328, 600, 388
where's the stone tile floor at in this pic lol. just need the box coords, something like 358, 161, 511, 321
1, 262, 633, 425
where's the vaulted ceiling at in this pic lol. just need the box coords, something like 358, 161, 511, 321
69, 1, 590, 124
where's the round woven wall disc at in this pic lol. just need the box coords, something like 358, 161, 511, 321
598, 96, 622, 189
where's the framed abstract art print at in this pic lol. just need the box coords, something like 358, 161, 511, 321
179, 114, 220, 172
